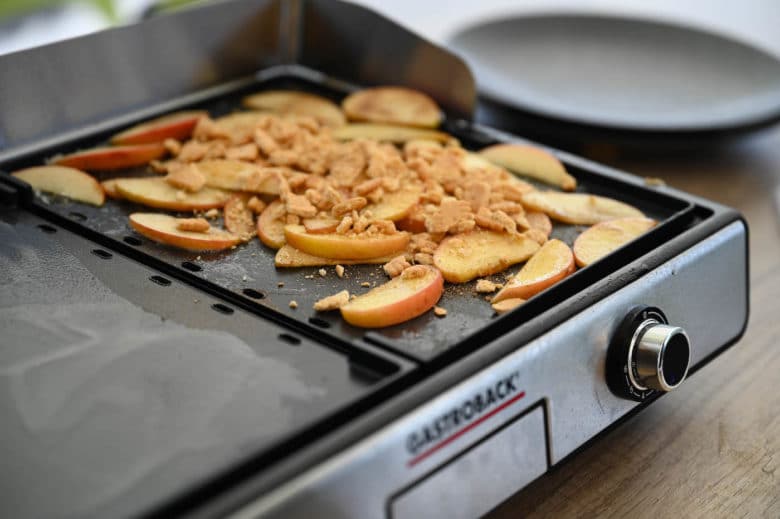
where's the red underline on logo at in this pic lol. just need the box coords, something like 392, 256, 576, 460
406, 390, 526, 468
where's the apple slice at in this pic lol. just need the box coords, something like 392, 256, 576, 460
129, 213, 240, 251
274, 245, 397, 267
525, 211, 552, 238
395, 205, 427, 233
53, 143, 166, 171
242, 90, 346, 127
333, 124, 451, 143
12, 165, 104, 206
433, 230, 540, 283
492, 239, 574, 303
284, 224, 410, 260
223, 195, 256, 240
366, 186, 421, 221
101, 178, 122, 200
339, 265, 444, 328
342, 87, 442, 128
110, 110, 207, 145
194, 160, 280, 194
479, 144, 576, 191
257, 199, 286, 249
521, 191, 644, 225
115, 177, 230, 211
573, 217, 657, 267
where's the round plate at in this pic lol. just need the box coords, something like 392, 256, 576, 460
449, 14, 780, 135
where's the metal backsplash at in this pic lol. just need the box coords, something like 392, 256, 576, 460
0, 0, 475, 154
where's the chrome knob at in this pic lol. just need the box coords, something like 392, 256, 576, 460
606, 306, 692, 401
628, 320, 690, 392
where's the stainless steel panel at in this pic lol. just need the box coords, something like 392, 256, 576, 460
0, 0, 281, 152
232, 221, 747, 519
0, 0, 475, 156
391, 407, 546, 519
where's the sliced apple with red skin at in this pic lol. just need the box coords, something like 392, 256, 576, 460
492, 239, 575, 303
521, 191, 644, 225
12, 165, 104, 206
101, 179, 122, 199
115, 177, 230, 211
110, 110, 207, 145
129, 213, 240, 251
242, 90, 346, 127
274, 245, 398, 267
366, 186, 421, 221
573, 217, 657, 267
53, 143, 166, 171
257, 199, 286, 249
480, 144, 576, 191
433, 230, 540, 283
284, 224, 410, 260
333, 124, 451, 144
340, 265, 444, 328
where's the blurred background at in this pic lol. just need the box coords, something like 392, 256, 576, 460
2, 0, 778, 59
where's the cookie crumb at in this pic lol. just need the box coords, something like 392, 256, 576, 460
242, 275, 247, 282
289, 300, 298, 309
360, 281, 371, 288
475, 279, 500, 293
318, 268, 327, 277
433, 306, 447, 317
313, 290, 350, 311
335, 265, 345, 278
204, 208, 219, 219
278, 281, 285, 287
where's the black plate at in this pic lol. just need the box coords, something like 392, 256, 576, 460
449, 14, 780, 145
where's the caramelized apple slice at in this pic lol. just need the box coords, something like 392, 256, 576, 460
110, 110, 207, 145
274, 245, 397, 267
340, 265, 444, 328
342, 87, 441, 128
115, 177, 230, 211
573, 217, 657, 267
433, 230, 540, 283
195, 160, 280, 194
257, 199, 286, 249
12, 165, 104, 206
492, 239, 574, 303
480, 144, 576, 191
521, 191, 644, 225
284, 225, 410, 260
366, 187, 422, 221
129, 213, 240, 251
333, 124, 451, 143
53, 143, 166, 170
242, 90, 346, 127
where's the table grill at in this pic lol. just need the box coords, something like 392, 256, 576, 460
0, 1, 749, 518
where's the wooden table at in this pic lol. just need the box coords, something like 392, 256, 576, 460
491, 128, 780, 518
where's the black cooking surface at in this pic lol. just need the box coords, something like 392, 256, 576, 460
2, 74, 690, 362
0, 209, 410, 519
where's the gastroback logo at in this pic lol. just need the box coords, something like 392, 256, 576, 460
405, 371, 525, 467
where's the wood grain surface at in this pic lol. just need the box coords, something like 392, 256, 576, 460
489, 129, 780, 518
